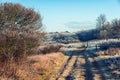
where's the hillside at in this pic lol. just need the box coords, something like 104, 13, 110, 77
44, 31, 80, 44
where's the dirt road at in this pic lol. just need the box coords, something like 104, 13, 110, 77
55, 46, 120, 80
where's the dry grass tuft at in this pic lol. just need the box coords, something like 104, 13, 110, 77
106, 48, 120, 56
37, 44, 62, 54
0, 52, 66, 80
97, 48, 120, 56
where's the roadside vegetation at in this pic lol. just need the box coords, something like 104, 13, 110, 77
77, 14, 120, 41
0, 3, 66, 80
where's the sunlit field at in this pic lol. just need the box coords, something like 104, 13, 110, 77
0, 0, 120, 80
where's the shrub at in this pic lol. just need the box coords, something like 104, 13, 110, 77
0, 3, 44, 62
105, 48, 120, 56
37, 45, 62, 54
99, 42, 120, 50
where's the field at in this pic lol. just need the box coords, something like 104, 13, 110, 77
0, 39, 120, 80
0, 2, 120, 80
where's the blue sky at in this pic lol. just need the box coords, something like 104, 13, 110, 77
0, 0, 120, 32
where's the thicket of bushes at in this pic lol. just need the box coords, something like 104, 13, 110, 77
0, 3, 46, 79
76, 29, 97, 41
52, 33, 79, 44
99, 42, 120, 50
37, 45, 62, 54
0, 3, 44, 62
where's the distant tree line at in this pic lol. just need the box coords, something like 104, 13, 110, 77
77, 14, 120, 41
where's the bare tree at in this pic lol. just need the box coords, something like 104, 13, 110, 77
104, 22, 112, 39
96, 14, 108, 39
96, 14, 107, 30
112, 19, 120, 39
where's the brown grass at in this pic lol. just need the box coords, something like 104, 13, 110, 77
37, 44, 62, 54
0, 52, 67, 80
106, 48, 120, 56
97, 48, 120, 57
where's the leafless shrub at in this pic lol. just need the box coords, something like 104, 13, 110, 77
112, 19, 120, 39
37, 45, 62, 54
99, 42, 120, 50
105, 48, 120, 56
0, 3, 45, 62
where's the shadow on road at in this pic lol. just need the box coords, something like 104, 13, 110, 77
61, 48, 120, 80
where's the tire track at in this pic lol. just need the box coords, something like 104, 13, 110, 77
83, 49, 94, 80
88, 49, 106, 80
65, 50, 86, 80
55, 50, 85, 80
66, 47, 107, 80
67, 48, 94, 80
55, 51, 75, 80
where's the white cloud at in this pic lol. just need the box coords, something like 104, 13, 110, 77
64, 21, 96, 30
